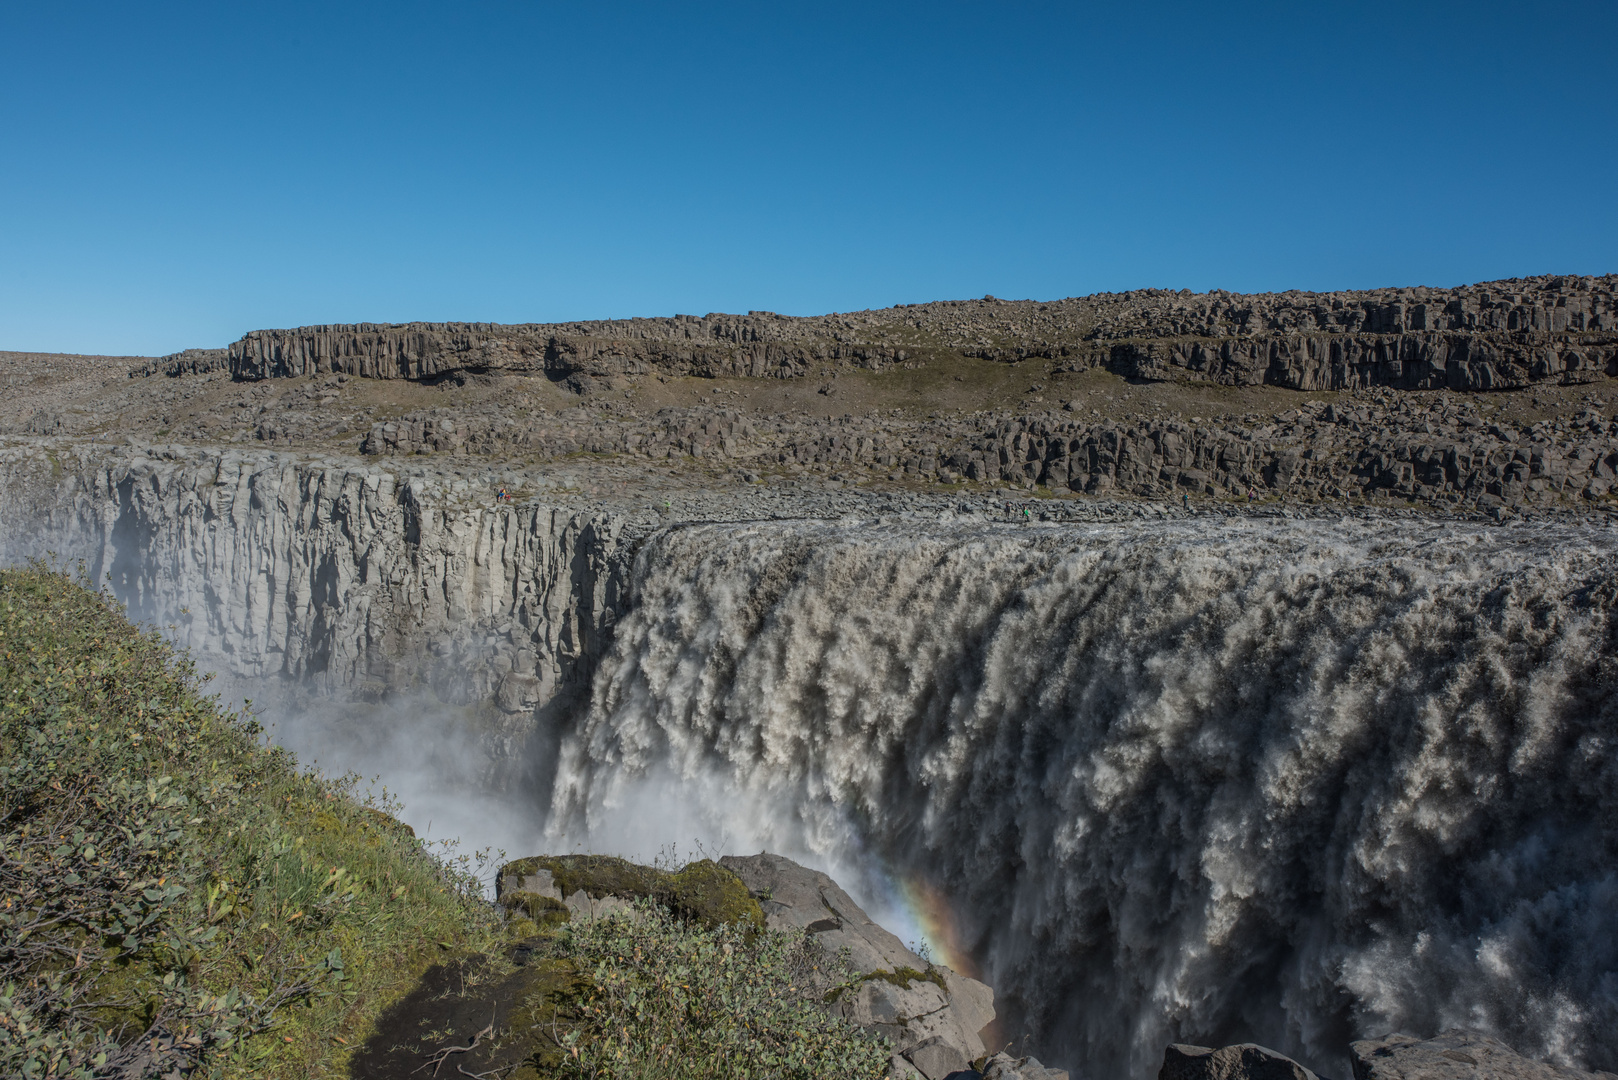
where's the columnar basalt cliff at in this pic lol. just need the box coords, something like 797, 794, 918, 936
224, 274, 1618, 392
0, 443, 635, 731
343, 397, 1618, 511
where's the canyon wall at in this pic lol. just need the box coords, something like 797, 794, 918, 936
0, 443, 636, 755
344, 399, 1618, 514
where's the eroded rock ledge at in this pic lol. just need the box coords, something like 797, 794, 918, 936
1163, 1031, 1618, 1080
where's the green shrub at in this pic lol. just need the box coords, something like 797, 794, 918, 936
550, 898, 890, 1080
0, 564, 501, 1078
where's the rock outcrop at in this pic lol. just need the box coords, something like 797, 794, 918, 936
1161, 1043, 1320, 1080
496, 854, 764, 929
494, 850, 1009, 1080
0, 442, 636, 754
1351, 1032, 1618, 1080
274, 393, 1618, 516
719, 853, 1001, 1080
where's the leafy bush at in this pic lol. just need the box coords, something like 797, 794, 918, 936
0, 564, 502, 1078
550, 898, 891, 1080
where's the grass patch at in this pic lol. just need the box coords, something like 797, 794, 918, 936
0, 563, 501, 1078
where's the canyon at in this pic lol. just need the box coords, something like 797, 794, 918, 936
4, 275, 1618, 1080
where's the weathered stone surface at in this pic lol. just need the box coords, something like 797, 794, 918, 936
1350, 1031, 1618, 1080
904, 1035, 970, 1080
0, 443, 634, 764
720, 852, 926, 973
1161, 1042, 1318, 1080
844, 977, 948, 1027
720, 852, 996, 1069
982, 1051, 1070, 1080
495, 671, 544, 713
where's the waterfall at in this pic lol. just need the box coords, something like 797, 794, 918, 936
547, 514, 1618, 1078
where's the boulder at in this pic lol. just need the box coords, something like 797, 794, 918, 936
718, 852, 926, 973
1161, 1043, 1319, 1080
1350, 1031, 1618, 1080
982, 1051, 1070, 1080
904, 1034, 970, 1079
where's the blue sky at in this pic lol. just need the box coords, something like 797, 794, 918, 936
2, 1, 1614, 355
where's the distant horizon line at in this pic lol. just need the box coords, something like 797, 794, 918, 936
5, 269, 1613, 360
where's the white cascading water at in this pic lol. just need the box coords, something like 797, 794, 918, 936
544, 514, 1618, 1079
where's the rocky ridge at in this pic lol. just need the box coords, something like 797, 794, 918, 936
220, 274, 1618, 393
31, 365, 1614, 519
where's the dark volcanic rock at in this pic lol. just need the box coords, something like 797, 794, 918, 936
1350, 1031, 1618, 1080
982, 1050, 1070, 1079
1161, 1043, 1320, 1080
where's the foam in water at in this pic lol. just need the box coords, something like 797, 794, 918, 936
545, 515, 1618, 1079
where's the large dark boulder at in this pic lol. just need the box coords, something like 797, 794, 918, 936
1160, 1043, 1320, 1080
1351, 1031, 1618, 1080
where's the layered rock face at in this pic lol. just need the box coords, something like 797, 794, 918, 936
0, 442, 635, 738
346, 395, 1618, 513
225, 318, 863, 384
225, 275, 1618, 393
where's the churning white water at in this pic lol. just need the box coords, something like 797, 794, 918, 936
545, 514, 1618, 1079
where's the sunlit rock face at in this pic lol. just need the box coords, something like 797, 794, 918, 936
0, 443, 634, 726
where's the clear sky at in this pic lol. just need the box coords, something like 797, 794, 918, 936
2, 1, 1614, 355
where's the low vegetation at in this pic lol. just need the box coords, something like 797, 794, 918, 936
549, 898, 890, 1080
1, 565, 892, 1078
0, 563, 501, 1078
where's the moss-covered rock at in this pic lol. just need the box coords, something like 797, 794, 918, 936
502, 892, 570, 929
523, 854, 664, 902
670, 858, 765, 930
496, 854, 763, 929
